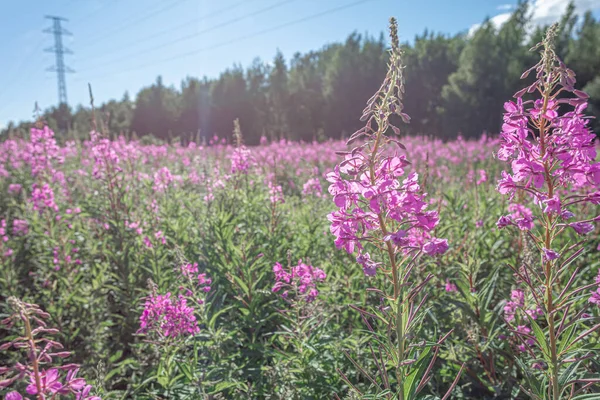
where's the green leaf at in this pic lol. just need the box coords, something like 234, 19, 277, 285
558, 323, 578, 356
558, 360, 582, 388
177, 361, 194, 382
403, 345, 432, 400
109, 350, 123, 363
526, 314, 551, 360
210, 381, 247, 394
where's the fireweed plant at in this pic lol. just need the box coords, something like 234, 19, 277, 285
496, 24, 600, 399
326, 18, 460, 398
0, 297, 101, 400
269, 255, 331, 394
133, 249, 212, 394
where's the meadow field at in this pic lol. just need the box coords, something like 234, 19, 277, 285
1, 18, 600, 400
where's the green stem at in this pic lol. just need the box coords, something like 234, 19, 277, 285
24, 313, 43, 400
539, 87, 560, 400
368, 122, 404, 398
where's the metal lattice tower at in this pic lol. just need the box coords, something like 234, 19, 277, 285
44, 16, 74, 106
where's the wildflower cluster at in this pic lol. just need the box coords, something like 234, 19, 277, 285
497, 26, 599, 236
89, 130, 121, 180
152, 167, 179, 192
326, 20, 447, 274
30, 184, 58, 214
138, 292, 200, 338
179, 263, 212, 295
272, 260, 326, 302
0, 297, 100, 400
26, 126, 63, 178
301, 177, 323, 198
230, 147, 254, 175
229, 118, 255, 174
496, 24, 600, 399
138, 261, 212, 340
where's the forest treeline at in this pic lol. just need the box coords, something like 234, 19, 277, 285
3, 2, 600, 144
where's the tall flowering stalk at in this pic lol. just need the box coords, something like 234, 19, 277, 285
229, 119, 255, 176
496, 24, 600, 400
327, 18, 456, 398
0, 297, 101, 400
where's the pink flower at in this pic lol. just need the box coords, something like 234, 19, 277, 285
302, 177, 323, 198
75, 385, 102, 400
356, 253, 379, 277
230, 146, 255, 174
139, 292, 200, 338
542, 248, 560, 261
272, 260, 326, 302
507, 203, 534, 231
497, 216, 512, 229
445, 280, 457, 293
268, 181, 284, 204
570, 222, 594, 235
26, 368, 63, 395
423, 238, 449, 256
543, 196, 561, 214
30, 183, 59, 213
589, 288, 600, 306
154, 231, 166, 245
476, 169, 487, 185
384, 230, 409, 247
153, 167, 180, 192
143, 236, 153, 248
12, 220, 28, 236
504, 289, 525, 322
7, 184, 21, 194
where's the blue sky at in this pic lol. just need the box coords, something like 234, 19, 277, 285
1, 0, 599, 128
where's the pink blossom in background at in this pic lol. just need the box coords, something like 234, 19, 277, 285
27, 126, 63, 177
302, 177, 323, 198
272, 260, 326, 302
12, 219, 28, 236
138, 292, 200, 338
153, 167, 181, 192
30, 183, 59, 213
8, 184, 21, 194
445, 280, 457, 293
476, 169, 487, 185
268, 181, 284, 204
230, 146, 255, 174
504, 289, 524, 322
143, 236, 153, 248
154, 230, 166, 245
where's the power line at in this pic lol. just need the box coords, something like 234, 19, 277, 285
44, 15, 75, 105
76, 0, 375, 84
73, 0, 121, 26
79, 0, 293, 72
84, 0, 191, 44
0, 40, 49, 117
79, 0, 258, 64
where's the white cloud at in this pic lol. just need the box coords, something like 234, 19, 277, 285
469, 0, 600, 36
497, 4, 515, 11
469, 12, 512, 35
